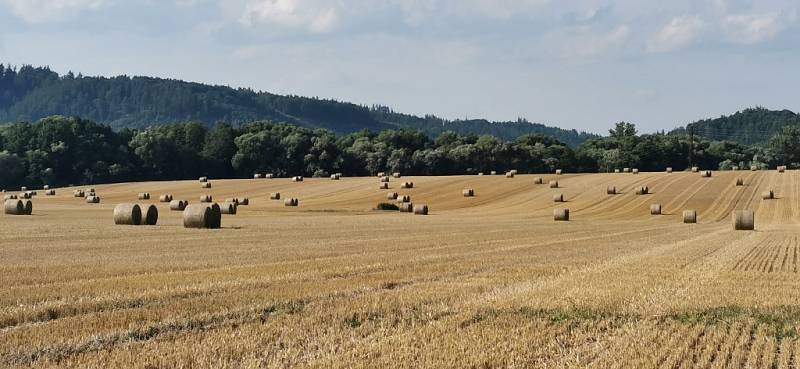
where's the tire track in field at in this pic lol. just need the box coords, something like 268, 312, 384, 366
577, 173, 688, 219
707, 172, 762, 222
569, 173, 659, 216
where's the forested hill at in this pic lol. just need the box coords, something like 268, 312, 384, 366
671, 108, 800, 145
0, 64, 596, 146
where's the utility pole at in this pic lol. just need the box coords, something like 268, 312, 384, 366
688, 124, 694, 168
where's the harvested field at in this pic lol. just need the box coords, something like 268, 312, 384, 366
2, 171, 800, 368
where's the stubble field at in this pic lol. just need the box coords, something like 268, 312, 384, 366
2, 170, 800, 368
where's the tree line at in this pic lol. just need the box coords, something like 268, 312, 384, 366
0, 116, 797, 189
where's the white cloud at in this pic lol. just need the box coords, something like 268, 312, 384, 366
565, 25, 630, 58
633, 88, 659, 102
433, 41, 480, 66
175, 0, 199, 6
648, 15, 705, 53
390, 0, 550, 24
723, 13, 786, 44
240, 0, 340, 33
3, 0, 106, 23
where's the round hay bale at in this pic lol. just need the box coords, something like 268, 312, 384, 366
393, 172, 401, 178
623, 168, 630, 173
159, 194, 173, 202
183, 204, 211, 229
490, 171, 497, 175
554, 208, 569, 221
632, 168, 639, 174
284, 198, 299, 207
650, 204, 662, 215
477, 172, 484, 176
635, 186, 649, 195
4, 199, 24, 215
293, 176, 304, 182
549, 180, 558, 188
86, 196, 100, 204
138, 193, 150, 200
401, 182, 414, 189
463, 189, 474, 197
113, 203, 142, 225
73, 190, 85, 198
691, 167, 699, 173
3, 194, 18, 200
607, 186, 616, 195
377, 172, 386, 177
199, 176, 208, 182
254, 173, 263, 179
778, 166, 786, 173
555, 169, 563, 175
509, 169, 518, 175
553, 194, 564, 202
379, 182, 389, 189
270, 192, 281, 200
330, 174, 340, 180
683, 210, 697, 223
666, 167, 673, 173
143, 205, 158, 225
239, 198, 249, 206
219, 202, 237, 215
23, 200, 32, 215
200, 195, 213, 203
169, 200, 187, 211
413, 204, 428, 215
387, 192, 398, 200
20, 186, 27, 191
43, 185, 50, 190
736, 178, 744, 186
398, 195, 411, 203
701, 170, 712, 178
18, 192, 31, 199
201, 182, 211, 189
380, 176, 390, 183
533, 177, 543, 184
750, 165, 758, 171
732, 210, 755, 230
85, 192, 97, 198
400, 202, 414, 213
506, 172, 515, 178
762, 190, 774, 200
45, 189, 55, 196
614, 169, 620, 173
265, 173, 274, 179
732, 166, 739, 171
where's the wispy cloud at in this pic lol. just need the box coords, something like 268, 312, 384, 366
648, 15, 705, 53
722, 12, 787, 44
3, 0, 106, 23
559, 25, 631, 59
239, 0, 339, 33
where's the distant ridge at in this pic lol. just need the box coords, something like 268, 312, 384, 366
671, 107, 800, 145
0, 64, 597, 146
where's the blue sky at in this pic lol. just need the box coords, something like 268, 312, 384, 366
0, 0, 798, 134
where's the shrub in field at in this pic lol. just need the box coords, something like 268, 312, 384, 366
376, 202, 399, 211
